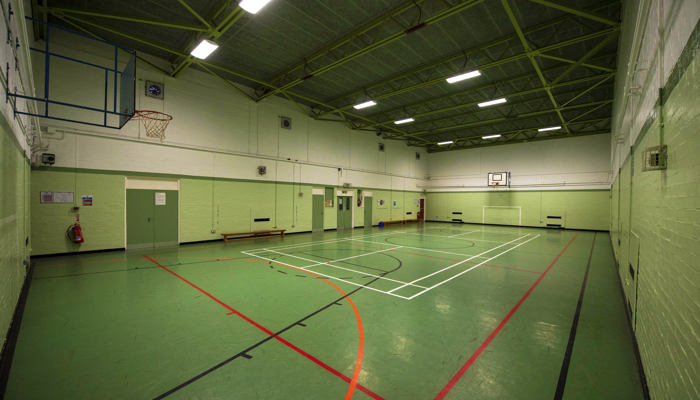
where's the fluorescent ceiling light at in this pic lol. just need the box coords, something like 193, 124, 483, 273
437, 140, 454, 145
353, 100, 377, 110
190, 39, 219, 59
478, 98, 507, 108
239, 0, 272, 14
538, 126, 562, 132
446, 70, 481, 84
394, 118, 415, 125
482, 134, 501, 139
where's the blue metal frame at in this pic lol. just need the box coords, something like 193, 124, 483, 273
7, 17, 137, 129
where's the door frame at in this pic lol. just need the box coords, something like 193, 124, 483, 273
125, 177, 180, 248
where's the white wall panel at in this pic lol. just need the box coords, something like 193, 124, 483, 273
426, 134, 612, 191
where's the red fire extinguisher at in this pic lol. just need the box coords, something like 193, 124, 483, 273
67, 213, 84, 243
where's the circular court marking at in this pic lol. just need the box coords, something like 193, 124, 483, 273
383, 236, 476, 250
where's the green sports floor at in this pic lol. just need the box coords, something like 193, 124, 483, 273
5, 223, 646, 399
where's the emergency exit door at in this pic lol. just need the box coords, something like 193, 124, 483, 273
126, 189, 178, 249
337, 196, 352, 230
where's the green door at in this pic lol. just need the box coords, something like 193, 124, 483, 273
336, 196, 352, 230
127, 189, 154, 249
127, 189, 178, 249
312, 194, 324, 231
364, 196, 373, 228
154, 190, 178, 246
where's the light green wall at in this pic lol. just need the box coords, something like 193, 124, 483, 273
369, 190, 422, 225
0, 119, 30, 350
30, 170, 125, 255
425, 190, 610, 230
610, 40, 700, 400
30, 170, 420, 252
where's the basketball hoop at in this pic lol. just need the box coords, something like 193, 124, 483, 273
131, 110, 172, 142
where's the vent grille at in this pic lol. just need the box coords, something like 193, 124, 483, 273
642, 145, 667, 171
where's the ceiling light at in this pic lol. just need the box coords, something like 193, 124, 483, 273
437, 140, 454, 145
353, 100, 377, 110
239, 0, 272, 14
190, 39, 219, 59
446, 70, 481, 84
482, 134, 501, 139
538, 126, 562, 132
394, 118, 415, 125
478, 98, 507, 108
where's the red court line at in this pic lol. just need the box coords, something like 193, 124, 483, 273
434, 234, 579, 400
142, 255, 381, 400
340, 242, 540, 274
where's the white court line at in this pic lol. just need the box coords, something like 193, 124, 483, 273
406, 234, 541, 299
405, 232, 507, 244
243, 230, 405, 253
387, 233, 531, 293
447, 230, 481, 238
242, 252, 411, 300
348, 238, 490, 259
255, 247, 428, 289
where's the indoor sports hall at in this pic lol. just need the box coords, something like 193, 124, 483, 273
0, 1, 697, 399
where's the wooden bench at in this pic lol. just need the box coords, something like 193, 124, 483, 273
221, 229, 286, 242
381, 219, 418, 226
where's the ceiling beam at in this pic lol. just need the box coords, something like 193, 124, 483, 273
422, 116, 612, 144
501, 0, 570, 134
358, 51, 615, 125
391, 98, 613, 140
45, 6, 210, 32
426, 128, 610, 152
537, 53, 614, 72
49, 13, 171, 75
261, 0, 428, 91
45, 9, 422, 140
319, 1, 617, 114
368, 73, 614, 129
255, 0, 487, 102
170, 4, 246, 78
316, 27, 618, 118
528, 0, 619, 26
550, 32, 617, 85
177, 0, 212, 30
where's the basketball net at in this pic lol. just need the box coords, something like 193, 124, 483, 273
132, 110, 172, 142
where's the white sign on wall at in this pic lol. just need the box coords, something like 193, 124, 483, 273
40, 191, 74, 203
155, 192, 166, 206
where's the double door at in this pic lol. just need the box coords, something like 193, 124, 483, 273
126, 189, 178, 249
337, 196, 352, 230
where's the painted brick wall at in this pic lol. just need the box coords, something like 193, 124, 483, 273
0, 121, 30, 350
611, 41, 700, 400
31, 170, 423, 253
425, 190, 610, 230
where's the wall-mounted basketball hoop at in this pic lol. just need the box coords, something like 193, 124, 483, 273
131, 110, 172, 142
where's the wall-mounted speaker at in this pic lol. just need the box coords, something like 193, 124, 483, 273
41, 153, 56, 165
280, 116, 292, 129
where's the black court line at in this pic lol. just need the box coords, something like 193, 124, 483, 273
154, 254, 403, 399
553, 232, 596, 399
0, 265, 33, 400
297, 251, 392, 274
31, 259, 223, 280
